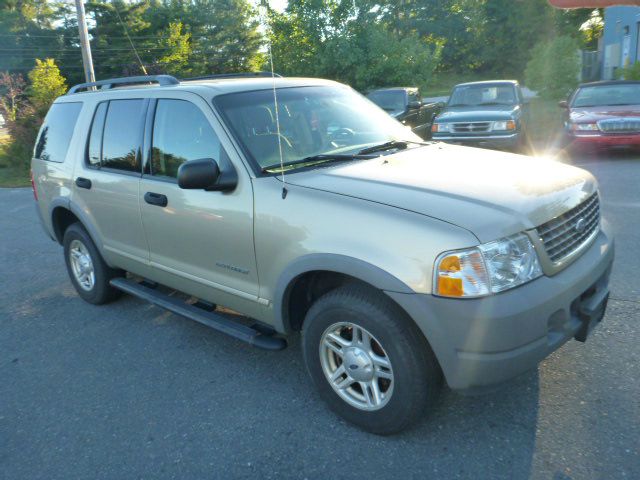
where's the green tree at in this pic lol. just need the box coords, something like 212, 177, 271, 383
28, 58, 67, 109
268, 1, 441, 91
525, 36, 580, 100
157, 22, 191, 75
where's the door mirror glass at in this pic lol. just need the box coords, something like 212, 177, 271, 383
558, 100, 569, 109
407, 100, 421, 110
177, 158, 220, 190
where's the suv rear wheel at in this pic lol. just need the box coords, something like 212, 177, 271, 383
63, 223, 122, 304
302, 283, 441, 435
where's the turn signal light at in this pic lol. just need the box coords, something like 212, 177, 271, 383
434, 249, 490, 297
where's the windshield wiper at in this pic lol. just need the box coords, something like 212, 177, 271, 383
357, 139, 430, 155
479, 101, 511, 106
261, 154, 374, 173
357, 141, 409, 155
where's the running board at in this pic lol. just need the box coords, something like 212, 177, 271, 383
109, 278, 287, 351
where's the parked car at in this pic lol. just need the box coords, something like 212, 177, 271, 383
432, 80, 529, 151
366, 87, 441, 139
32, 74, 613, 435
560, 80, 640, 150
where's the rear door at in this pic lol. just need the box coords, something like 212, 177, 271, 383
72, 98, 149, 268
138, 94, 259, 312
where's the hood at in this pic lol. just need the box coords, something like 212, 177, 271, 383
285, 143, 596, 243
437, 105, 519, 123
570, 104, 640, 123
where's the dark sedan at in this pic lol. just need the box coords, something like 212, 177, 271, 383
561, 80, 640, 151
431, 80, 529, 152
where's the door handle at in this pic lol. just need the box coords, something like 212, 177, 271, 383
144, 192, 168, 207
75, 177, 92, 189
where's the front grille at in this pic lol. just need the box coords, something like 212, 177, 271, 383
536, 193, 600, 263
598, 118, 640, 133
451, 122, 491, 133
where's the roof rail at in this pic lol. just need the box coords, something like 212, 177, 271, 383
67, 75, 179, 94
182, 72, 282, 81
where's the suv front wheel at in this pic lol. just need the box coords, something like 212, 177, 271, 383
302, 284, 441, 435
63, 223, 123, 305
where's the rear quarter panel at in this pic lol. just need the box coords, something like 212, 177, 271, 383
32, 99, 90, 239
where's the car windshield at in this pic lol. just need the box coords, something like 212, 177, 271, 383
366, 90, 406, 112
571, 84, 640, 108
215, 86, 422, 172
448, 84, 517, 106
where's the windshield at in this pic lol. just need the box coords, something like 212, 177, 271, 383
366, 90, 406, 112
448, 84, 517, 106
215, 86, 421, 172
571, 84, 640, 108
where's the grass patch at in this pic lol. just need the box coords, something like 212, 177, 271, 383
0, 138, 30, 188
425, 71, 498, 97
0, 165, 30, 188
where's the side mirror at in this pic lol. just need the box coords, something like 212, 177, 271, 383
558, 100, 569, 109
178, 158, 226, 191
407, 100, 422, 110
436, 101, 446, 110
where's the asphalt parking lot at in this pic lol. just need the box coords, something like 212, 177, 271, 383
1, 152, 639, 479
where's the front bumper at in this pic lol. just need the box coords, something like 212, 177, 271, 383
433, 132, 520, 149
386, 221, 614, 390
569, 132, 640, 148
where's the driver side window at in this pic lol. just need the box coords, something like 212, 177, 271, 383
151, 99, 226, 178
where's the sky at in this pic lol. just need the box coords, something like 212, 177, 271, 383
253, 0, 288, 13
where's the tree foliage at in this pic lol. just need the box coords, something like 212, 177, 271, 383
525, 36, 580, 100
28, 58, 67, 109
268, 1, 442, 92
0, 59, 67, 169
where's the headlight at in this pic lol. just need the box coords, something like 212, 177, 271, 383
431, 123, 450, 133
492, 120, 516, 131
572, 123, 599, 131
434, 233, 542, 298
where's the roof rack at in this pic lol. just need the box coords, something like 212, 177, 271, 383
67, 75, 179, 95
182, 72, 282, 81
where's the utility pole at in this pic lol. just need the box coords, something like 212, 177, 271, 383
75, 0, 95, 84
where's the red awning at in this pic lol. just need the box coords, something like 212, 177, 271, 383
549, 0, 640, 7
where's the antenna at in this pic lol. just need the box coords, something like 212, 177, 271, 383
259, 0, 287, 199
113, 4, 148, 75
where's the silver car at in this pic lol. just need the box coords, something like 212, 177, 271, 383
31, 74, 614, 435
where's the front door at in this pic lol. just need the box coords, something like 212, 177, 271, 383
139, 95, 259, 312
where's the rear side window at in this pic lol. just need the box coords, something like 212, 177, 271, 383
34, 102, 82, 162
151, 99, 222, 178
101, 99, 145, 172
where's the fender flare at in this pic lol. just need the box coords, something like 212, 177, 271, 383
273, 253, 414, 333
49, 199, 107, 259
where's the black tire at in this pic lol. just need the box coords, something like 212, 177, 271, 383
63, 223, 123, 305
302, 283, 442, 435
